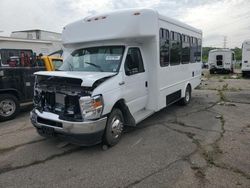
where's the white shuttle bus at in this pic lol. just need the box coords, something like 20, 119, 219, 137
208, 49, 235, 74
31, 9, 202, 146
242, 40, 250, 77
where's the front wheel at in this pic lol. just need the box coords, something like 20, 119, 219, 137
179, 85, 191, 105
103, 108, 124, 146
0, 94, 20, 122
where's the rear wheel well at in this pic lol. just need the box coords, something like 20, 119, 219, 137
187, 83, 192, 92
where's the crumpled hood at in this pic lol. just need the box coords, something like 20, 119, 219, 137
34, 71, 116, 87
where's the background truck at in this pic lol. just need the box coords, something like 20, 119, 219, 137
241, 40, 250, 77
208, 49, 235, 74
0, 48, 63, 121
41, 56, 63, 71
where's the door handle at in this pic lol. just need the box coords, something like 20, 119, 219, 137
119, 81, 125, 85
145, 81, 148, 87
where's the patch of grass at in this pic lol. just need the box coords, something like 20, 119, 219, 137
223, 75, 230, 79
202, 150, 215, 165
228, 87, 239, 92
218, 90, 227, 102
221, 83, 228, 91
203, 73, 212, 79
195, 168, 206, 179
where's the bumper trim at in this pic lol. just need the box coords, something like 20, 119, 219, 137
31, 109, 107, 134
36, 127, 104, 146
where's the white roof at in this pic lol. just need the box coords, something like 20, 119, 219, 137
209, 48, 233, 53
62, 8, 202, 45
0, 36, 53, 44
243, 40, 250, 45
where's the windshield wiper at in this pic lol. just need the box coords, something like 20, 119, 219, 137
85, 62, 104, 72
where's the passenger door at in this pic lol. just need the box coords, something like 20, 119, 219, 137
123, 47, 148, 114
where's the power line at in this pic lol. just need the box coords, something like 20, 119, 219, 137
223, 36, 227, 48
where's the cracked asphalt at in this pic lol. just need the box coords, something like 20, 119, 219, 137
0, 70, 250, 188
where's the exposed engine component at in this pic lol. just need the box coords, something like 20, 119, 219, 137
34, 75, 93, 122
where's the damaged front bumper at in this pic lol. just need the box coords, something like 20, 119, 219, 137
30, 109, 107, 146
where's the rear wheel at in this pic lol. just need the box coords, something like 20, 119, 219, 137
179, 85, 191, 105
242, 71, 246, 77
210, 69, 214, 74
0, 94, 20, 122
103, 108, 124, 146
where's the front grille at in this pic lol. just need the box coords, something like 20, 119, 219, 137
41, 92, 83, 121
37, 117, 62, 128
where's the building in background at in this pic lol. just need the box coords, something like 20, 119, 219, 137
0, 29, 62, 56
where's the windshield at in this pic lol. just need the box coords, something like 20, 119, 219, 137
52, 59, 63, 70
59, 46, 125, 72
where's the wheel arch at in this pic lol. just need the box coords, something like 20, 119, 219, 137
182, 82, 192, 97
0, 89, 21, 100
111, 99, 136, 127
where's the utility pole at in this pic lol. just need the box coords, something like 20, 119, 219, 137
223, 36, 227, 48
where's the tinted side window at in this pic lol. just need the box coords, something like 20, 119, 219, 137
190, 37, 197, 63
216, 55, 223, 65
170, 31, 182, 65
216, 55, 223, 60
182, 35, 190, 64
159, 28, 170, 67
196, 39, 202, 62
125, 48, 145, 76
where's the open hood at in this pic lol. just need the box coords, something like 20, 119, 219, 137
34, 71, 116, 87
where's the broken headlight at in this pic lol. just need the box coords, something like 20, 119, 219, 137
79, 95, 103, 120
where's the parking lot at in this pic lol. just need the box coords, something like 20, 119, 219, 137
0, 71, 249, 188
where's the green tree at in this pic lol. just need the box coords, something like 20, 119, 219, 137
202, 47, 216, 62
231, 47, 242, 61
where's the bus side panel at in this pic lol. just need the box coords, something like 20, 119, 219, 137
157, 63, 201, 110
242, 44, 250, 72
156, 20, 202, 111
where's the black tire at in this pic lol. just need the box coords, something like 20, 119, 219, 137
242, 71, 246, 78
231, 68, 234, 74
0, 94, 20, 122
103, 108, 124, 146
210, 69, 214, 74
179, 85, 191, 106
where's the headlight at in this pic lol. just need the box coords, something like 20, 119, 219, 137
33, 88, 42, 108
79, 95, 104, 120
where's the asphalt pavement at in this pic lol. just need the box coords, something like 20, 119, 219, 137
0, 72, 249, 188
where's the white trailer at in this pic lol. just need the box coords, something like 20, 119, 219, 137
242, 40, 250, 77
208, 49, 235, 74
31, 8, 202, 146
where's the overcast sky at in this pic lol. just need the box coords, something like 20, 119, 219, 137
0, 0, 249, 48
